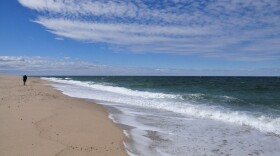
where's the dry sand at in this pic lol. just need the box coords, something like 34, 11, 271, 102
0, 75, 127, 156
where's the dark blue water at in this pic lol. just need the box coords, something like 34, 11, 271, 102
53, 76, 280, 109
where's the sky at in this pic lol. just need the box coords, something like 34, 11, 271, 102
0, 0, 280, 76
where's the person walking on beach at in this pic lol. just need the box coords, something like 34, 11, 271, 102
23, 75, 27, 86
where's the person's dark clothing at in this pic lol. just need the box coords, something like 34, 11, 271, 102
23, 75, 27, 86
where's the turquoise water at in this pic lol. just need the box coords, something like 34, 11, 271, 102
43, 76, 280, 156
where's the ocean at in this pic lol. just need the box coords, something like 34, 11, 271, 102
42, 76, 280, 156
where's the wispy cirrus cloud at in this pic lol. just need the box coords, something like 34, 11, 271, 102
18, 0, 280, 61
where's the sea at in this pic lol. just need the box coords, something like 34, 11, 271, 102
41, 76, 280, 156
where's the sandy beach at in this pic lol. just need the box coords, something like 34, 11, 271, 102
0, 75, 127, 156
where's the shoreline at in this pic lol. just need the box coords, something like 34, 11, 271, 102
0, 75, 128, 156
43, 76, 280, 156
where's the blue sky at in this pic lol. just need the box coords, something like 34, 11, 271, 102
0, 0, 280, 76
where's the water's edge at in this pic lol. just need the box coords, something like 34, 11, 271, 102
41, 77, 280, 156
43, 78, 134, 155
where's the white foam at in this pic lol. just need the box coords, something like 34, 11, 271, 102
108, 114, 117, 123
42, 77, 280, 135
123, 130, 130, 138
123, 142, 138, 156
42, 77, 179, 99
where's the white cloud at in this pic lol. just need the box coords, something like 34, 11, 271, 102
18, 0, 138, 18
0, 56, 102, 71
18, 0, 280, 61
0, 56, 25, 62
1, 56, 279, 76
55, 37, 64, 40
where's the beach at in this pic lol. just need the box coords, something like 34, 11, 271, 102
0, 75, 127, 156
